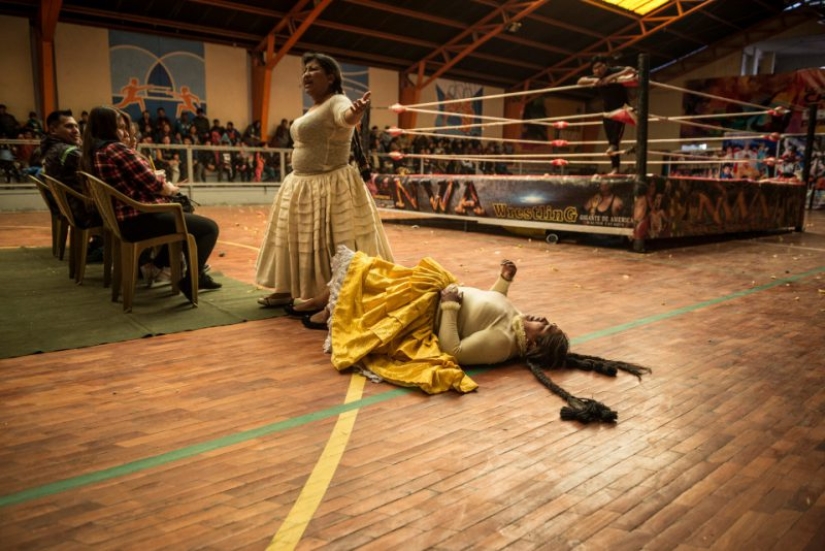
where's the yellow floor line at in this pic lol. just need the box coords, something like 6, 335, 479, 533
266, 373, 366, 550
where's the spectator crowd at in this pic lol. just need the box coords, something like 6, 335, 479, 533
1, 102, 516, 184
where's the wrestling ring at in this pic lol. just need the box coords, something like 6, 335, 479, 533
367, 54, 820, 251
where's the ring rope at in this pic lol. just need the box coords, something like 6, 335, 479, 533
649, 112, 768, 135
396, 128, 594, 147
405, 108, 777, 137
665, 109, 777, 121
385, 106, 519, 123
649, 80, 797, 112
395, 83, 591, 110
649, 135, 777, 144
396, 152, 609, 161
407, 111, 602, 134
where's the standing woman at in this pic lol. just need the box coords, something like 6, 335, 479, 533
256, 52, 392, 310
80, 105, 222, 302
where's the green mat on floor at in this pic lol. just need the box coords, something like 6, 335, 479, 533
0, 247, 282, 360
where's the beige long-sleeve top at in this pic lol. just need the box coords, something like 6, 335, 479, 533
436, 276, 527, 366
290, 94, 354, 175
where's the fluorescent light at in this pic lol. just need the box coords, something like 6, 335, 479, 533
600, 0, 670, 16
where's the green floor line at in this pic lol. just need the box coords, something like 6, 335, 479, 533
0, 388, 414, 508
2, 265, 823, 509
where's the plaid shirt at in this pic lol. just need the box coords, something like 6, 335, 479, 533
93, 141, 168, 221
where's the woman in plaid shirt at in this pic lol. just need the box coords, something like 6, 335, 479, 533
81, 105, 222, 302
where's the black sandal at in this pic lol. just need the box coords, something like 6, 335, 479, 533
301, 314, 328, 330
284, 299, 324, 317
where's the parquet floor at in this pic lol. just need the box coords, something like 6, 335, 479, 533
1, 205, 824, 551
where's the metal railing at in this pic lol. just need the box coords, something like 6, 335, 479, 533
1, 138, 560, 188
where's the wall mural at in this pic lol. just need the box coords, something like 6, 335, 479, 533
434, 79, 483, 137
682, 68, 825, 138
109, 30, 206, 122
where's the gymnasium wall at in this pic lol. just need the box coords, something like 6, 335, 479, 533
0, 16, 36, 118
0, 14, 505, 141
3, 13, 818, 148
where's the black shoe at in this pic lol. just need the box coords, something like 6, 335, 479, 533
199, 273, 222, 290
301, 314, 328, 330
284, 299, 323, 317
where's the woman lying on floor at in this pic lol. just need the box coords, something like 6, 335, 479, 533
300, 246, 650, 423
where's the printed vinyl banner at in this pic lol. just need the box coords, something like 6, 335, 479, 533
682, 68, 825, 138
368, 174, 805, 241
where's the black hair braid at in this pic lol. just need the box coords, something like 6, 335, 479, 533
566, 353, 652, 381
526, 359, 618, 424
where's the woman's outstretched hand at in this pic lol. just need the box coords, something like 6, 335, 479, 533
440, 284, 463, 304
352, 90, 372, 116
500, 260, 517, 282
345, 91, 371, 125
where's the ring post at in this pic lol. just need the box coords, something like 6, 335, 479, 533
632, 53, 650, 253
636, 53, 649, 179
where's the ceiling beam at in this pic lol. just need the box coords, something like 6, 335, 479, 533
518, 0, 717, 91
405, 0, 553, 90
296, 39, 516, 88
258, 0, 333, 69
60, 5, 260, 43
188, 0, 281, 18
35, 0, 62, 116
38, 0, 61, 40
352, 0, 575, 57
652, 6, 816, 82
344, 0, 469, 28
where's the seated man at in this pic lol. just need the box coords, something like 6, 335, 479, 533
41, 110, 104, 260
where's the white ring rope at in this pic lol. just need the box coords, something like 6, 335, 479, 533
649, 80, 797, 113
389, 106, 523, 123
649, 112, 768, 136
404, 108, 778, 137
375, 76, 802, 174
663, 109, 777, 121
391, 83, 591, 110
410, 112, 602, 134
649, 135, 774, 144
395, 128, 594, 147
397, 152, 606, 161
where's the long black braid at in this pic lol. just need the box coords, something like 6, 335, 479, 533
525, 329, 651, 423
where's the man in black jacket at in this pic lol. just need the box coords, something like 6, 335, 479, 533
41, 110, 103, 258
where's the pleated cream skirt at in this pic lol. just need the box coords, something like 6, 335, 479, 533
255, 164, 393, 299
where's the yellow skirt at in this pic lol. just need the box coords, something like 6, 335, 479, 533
330, 251, 478, 394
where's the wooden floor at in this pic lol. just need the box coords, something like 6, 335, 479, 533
1, 205, 824, 551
